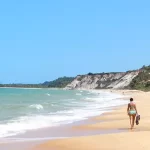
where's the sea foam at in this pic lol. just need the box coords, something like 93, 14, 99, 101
29, 104, 43, 110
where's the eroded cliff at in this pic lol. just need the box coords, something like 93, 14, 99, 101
65, 71, 139, 90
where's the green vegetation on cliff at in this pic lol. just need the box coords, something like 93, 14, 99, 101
129, 65, 150, 91
0, 84, 45, 88
0, 77, 74, 88
43, 77, 74, 88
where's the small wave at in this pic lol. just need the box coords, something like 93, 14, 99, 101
85, 97, 91, 100
87, 92, 91, 94
46, 93, 51, 96
84, 97, 98, 101
76, 93, 82, 96
29, 104, 43, 110
66, 99, 76, 101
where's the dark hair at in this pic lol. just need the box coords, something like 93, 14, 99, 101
130, 98, 133, 101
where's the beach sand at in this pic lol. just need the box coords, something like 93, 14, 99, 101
32, 90, 150, 150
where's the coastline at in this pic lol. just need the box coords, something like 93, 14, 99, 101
32, 89, 150, 150
0, 89, 128, 150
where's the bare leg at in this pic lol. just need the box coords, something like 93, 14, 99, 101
131, 115, 136, 129
129, 115, 131, 126
130, 115, 132, 129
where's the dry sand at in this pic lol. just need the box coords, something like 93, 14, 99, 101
32, 90, 150, 150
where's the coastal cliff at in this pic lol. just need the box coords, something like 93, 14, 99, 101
1, 66, 149, 90
65, 71, 139, 90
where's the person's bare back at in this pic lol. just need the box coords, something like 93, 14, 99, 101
128, 102, 136, 111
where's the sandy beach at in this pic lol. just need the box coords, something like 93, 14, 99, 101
32, 90, 150, 150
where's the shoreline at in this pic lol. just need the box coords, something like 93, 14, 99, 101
1, 91, 127, 138
0, 89, 129, 150
32, 89, 150, 150
1, 89, 127, 138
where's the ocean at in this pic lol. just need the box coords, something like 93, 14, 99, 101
0, 88, 127, 138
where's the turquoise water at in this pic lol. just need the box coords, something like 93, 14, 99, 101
0, 88, 127, 137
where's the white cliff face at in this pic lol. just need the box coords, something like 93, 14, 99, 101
107, 71, 139, 89
65, 71, 139, 90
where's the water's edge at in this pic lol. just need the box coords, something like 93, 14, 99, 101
0, 90, 129, 143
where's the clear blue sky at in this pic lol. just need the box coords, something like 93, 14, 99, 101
0, 0, 150, 83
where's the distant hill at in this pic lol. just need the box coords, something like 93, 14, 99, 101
0, 83, 44, 88
42, 77, 75, 88
0, 77, 74, 88
129, 65, 150, 91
